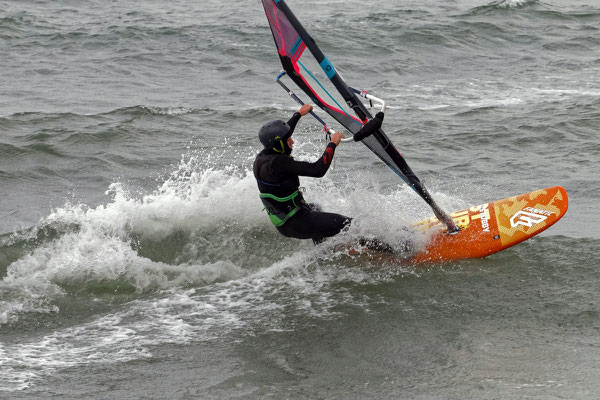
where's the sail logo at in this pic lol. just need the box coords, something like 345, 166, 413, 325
510, 210, 549, 228
320, 57, 336, 79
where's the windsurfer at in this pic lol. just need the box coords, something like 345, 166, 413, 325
253, 104, 382, 244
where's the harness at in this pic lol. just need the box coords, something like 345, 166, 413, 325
259, 190, 305, 227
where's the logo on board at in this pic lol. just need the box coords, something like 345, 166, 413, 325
510, 207, 554, 228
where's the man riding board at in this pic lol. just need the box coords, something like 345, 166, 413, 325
254, 104, 383, 243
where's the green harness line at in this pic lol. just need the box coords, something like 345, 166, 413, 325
259, 190, 303, 227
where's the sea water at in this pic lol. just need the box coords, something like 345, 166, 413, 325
1, 0, 599, 398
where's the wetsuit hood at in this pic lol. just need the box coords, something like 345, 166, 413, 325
258, 119, 292, 154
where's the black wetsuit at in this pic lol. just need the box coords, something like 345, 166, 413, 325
254, 112, 351, 243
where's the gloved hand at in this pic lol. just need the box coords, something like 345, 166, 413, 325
353, 112, 384, 141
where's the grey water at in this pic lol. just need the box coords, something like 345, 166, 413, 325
1, 0, 599, 398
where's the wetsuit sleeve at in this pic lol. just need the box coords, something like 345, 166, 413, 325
278, 142, 337, 178
286, 112, 302, 135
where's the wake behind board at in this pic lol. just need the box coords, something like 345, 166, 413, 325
410, 186, 568, 263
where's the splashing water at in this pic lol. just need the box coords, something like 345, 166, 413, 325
0, 142, 463, 391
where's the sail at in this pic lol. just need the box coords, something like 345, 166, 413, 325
261, 0, 418, 183
260, 0, 458, 232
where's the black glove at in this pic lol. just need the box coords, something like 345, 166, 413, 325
353, 112, 384, 142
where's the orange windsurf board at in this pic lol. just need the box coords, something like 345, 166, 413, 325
410, 186, 568, 263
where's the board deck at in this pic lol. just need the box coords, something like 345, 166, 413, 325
410, 186, 568, 263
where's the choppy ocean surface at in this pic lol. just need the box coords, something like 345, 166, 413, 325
1, 0, 599, 398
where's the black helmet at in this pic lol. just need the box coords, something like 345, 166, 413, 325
258, 120, 291, 151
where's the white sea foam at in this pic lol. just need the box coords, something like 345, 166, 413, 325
0, 141, 462, 320
10, 147, 454, 265
0, 152, 265, 324
0, 249, 390, 392
0, 144, 462, 391
495, 0, 534, 8
142, 105, 197, 116
391, 79, 600, 113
